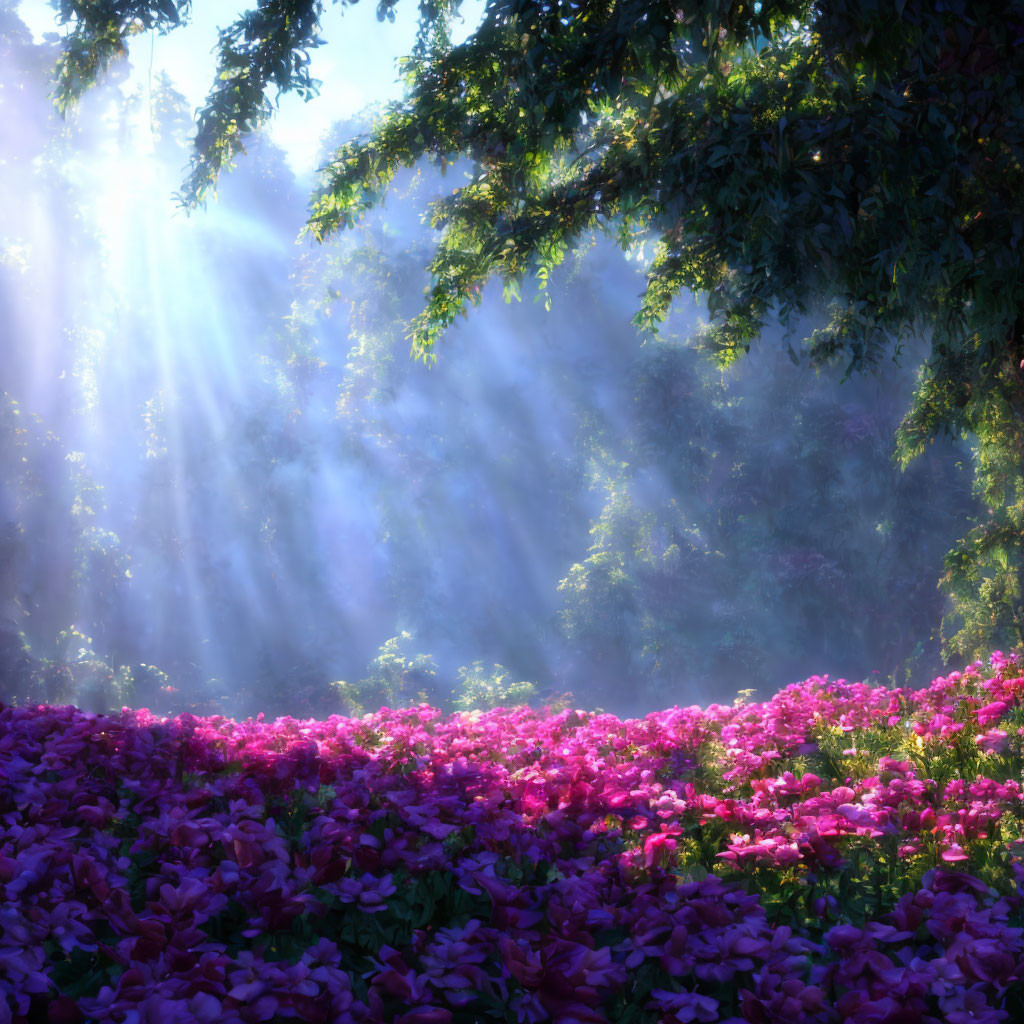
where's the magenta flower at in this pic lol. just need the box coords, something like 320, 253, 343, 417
975, 729, 1009, 754
940, 843, 969, 863
976, 701, 1009, 727
643, 829, 680, 869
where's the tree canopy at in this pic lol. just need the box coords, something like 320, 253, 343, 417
51, 0, 1024, 659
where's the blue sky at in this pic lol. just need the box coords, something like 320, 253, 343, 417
17, 0, 483, 177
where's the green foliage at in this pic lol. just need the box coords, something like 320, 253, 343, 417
330, 678, 366, 717
181, 0, 326, 206
334, 643, 540, 715
556, 338, 976, 705
897, 346, 1024, 659
53, 0, 189, 113
34, 628, 135, 712
453, 660, 536, 711
48, 943, 124, 1002
332, 632, 440, 713
0, 622, 157, 714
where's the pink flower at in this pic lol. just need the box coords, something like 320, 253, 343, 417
643, 829, 680, 868
836, 803, 874, 827
941, 843, 970, 863
975, 729, 1009, 754
978, 699, 1009, 723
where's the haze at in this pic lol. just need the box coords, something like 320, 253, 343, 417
0, 3, 979, 720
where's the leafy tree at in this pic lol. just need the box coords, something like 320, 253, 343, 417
557, 337, 978, 709
50, 0, 1024, 660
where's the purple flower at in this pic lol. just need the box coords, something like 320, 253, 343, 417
647, 989, 719, 1023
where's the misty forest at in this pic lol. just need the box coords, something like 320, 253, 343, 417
4, 2, 1024, 1022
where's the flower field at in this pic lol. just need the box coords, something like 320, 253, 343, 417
5, 656, 1024, 1023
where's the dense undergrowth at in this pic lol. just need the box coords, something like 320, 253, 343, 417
4, 654, 1024, 1022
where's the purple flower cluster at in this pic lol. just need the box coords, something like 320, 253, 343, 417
2, 652, 1024, 1021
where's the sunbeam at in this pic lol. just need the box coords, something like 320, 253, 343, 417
0, 0, 981, 724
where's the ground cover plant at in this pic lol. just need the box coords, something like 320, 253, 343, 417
5, 652, 1024, 1023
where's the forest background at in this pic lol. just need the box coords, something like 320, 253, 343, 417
0, 1, 999, 719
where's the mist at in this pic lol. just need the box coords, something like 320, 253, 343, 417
0, 6, 980, 721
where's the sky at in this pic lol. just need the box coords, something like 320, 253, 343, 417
16, 0, 484, 179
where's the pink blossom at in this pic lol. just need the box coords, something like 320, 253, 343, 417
975, 729, 1009, 754
976, 701, 1009, 727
